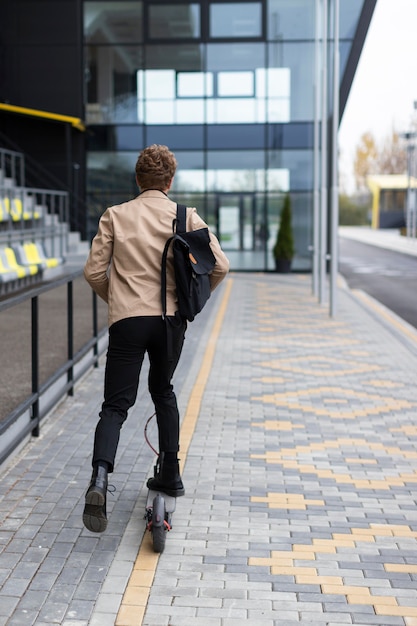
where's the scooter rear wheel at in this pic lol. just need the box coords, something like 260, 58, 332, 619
151, 494, 167, 553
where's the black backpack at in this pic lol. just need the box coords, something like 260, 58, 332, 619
161, 203, 216, 322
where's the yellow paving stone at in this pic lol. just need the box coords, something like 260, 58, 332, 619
345, 458, 377, 464
404, 618, 417, 626
350, 533, 376, 542
385, 564, 417, 573
249, 557, 275, 566
347, 594, 398, 606
388, 528, 417, 537
251, 493, 324, 509
374, 606, 417, 617
134, 549, 159, 569
321, 584, 370, 595
116, 604, 145, 625
351, 528, 382, 536
391, 425, 417, 435
331, 535, 358, 546
122, 586, 150, 606
296, 575, 343, 585
128, 569, 155, 586
368, 379, 403, 388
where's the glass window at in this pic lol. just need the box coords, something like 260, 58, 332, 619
218, 71, 254, 97
267, 0, 315, 41
268, 42, 315, 122
177, 72, 213, 97
207, 150, 264, 191
84, 2, 143, 44
145, 43, 205, 71
142, 69, 176, 99
145, 125, 205, 150
269, 149, 314, 191
207, 42, 265, 71
148, 4, 200, 39
210, 3, 262, 38
85, 45, 143, 124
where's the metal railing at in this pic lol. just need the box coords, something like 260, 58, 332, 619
0, 147, 25, 187
0, 270, 108, 466
0, 184, 70, 258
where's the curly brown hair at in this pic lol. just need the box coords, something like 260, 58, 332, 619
135, 144, 177, 191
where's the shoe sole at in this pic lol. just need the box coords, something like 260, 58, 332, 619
83, 488, 107, 533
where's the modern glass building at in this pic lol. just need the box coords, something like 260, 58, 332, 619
83, 0, 376, 271
0, 0, 377, 272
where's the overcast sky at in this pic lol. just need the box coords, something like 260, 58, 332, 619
338, 0, 417, 192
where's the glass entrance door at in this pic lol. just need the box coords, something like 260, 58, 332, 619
215, 193, 268, 271
216, 193, 255, 251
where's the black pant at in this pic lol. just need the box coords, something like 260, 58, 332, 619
92, 316, 186, 472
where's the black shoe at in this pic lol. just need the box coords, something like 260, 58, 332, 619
146, 458, 185, 497
83, 463, 108, 532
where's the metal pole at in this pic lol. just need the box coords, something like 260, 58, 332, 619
406, 141, 411, 239
330, 0, 340, 317
312, 0, 321, 296
319, 0, 328, 304
31, 296, 39, 436
67, 281, 74, 396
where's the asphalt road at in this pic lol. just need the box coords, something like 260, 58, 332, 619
338, 237, 417, 330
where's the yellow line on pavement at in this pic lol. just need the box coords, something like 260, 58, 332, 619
115, 278, 233, 626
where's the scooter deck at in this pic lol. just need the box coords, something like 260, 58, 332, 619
146, 489, 176, 514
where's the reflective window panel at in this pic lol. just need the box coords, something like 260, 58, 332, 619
84, 2, 143, 44
148, 4, 201, 39
267, 0, 315, 41
210, 2, 262, 38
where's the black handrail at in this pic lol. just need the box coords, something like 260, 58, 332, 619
0, 270, 108, 465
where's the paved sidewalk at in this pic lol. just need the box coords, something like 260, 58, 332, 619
1, 272, 417, 626
339, 227, 417, 257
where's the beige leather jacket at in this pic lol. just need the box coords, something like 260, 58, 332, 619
84, 190, 230, 327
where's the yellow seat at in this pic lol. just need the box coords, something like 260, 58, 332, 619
23, 242, 61, 269
3, 197, 38, 221
0, 251, 18, 282
0, 197, 10, 223
4, 247, 38, 277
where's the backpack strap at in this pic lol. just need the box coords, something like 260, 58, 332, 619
161, 205, 188, 361
161, 234, 173, 321
161, 204, 187, 319
175, 203, 187, 235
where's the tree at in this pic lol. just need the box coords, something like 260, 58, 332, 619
378, 130, 407, 174
273, 192, 295, 267
353, 132, 378, 191
353, 129, 407, 192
